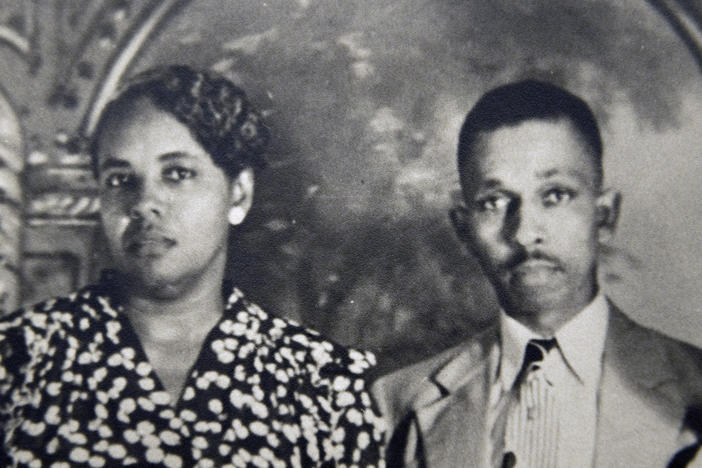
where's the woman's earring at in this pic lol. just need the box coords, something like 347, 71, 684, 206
228, 206, 247, 225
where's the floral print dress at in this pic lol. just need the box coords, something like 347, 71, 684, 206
0, 281, 385, 467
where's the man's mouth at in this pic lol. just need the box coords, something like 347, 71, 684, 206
513, 258, 558, 271
502, 251, 563, 281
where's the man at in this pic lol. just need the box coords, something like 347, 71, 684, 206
372, 80, 702, 467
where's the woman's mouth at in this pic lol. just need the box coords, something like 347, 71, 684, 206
124, 233, 176, 258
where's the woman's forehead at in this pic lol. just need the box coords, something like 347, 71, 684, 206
96, 98, 208, 166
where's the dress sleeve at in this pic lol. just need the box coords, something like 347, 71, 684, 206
320, 348, 386, 468
0, 313, 29, 397
0, 312, 30, 465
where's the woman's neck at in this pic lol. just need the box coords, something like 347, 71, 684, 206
123, 281, 224, 344
120, 271, 228, 404
118, 250, 228, 342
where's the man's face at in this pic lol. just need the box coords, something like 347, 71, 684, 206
457, 118, 615, 321
96, 97, 241, 299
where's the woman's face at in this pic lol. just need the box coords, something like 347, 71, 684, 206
95, 97, 248, 298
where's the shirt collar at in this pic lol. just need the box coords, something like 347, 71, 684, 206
555, 293, 609, 385
497, 293, 609, 391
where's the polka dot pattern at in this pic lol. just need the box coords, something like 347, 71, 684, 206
0, 283, 385, 467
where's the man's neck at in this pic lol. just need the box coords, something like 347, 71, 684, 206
501, 279, 600, 336
510, 309, 577, 337
505, 298, 597, 337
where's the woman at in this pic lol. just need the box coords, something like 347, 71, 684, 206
0, 66, 384, 467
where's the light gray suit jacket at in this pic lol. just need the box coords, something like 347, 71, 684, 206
372, 305, 702, 467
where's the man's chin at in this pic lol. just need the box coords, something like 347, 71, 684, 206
497, 281, 570, 313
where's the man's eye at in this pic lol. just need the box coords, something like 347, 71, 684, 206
104, 173, 132, 188
163, 167, 196, 182
543, 188, 574, 206
477, 195, 510, 213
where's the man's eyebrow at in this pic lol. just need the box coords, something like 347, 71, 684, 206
536, 168, 589, 183
537, 168, 560, 179
99, 157, 131, 171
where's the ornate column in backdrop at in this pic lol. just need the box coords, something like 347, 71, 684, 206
0, 91, 23, 312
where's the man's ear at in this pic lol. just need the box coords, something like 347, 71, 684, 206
596, 188, 621, 243
449, 205, 473, 244
227, 167, 255, 226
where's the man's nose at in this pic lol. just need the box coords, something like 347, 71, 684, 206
506, 202, 544, 247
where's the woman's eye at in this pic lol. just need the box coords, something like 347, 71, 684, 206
163, 167, 196, 182
477, 195, 510, 213
543, 188, 574, 206
104, 173, 132, 188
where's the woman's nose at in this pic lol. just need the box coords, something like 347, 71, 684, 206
129, 204, 160, 221
128, 182, 164, 221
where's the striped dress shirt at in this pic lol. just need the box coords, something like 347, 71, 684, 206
485, 294, 609, 468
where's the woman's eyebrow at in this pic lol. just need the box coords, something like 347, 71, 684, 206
99, 157, 131, 171
475, 178, 504, 191
158, 151, 192, 163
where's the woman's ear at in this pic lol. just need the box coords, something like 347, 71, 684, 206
596, 188, 621, 243
227, 167, 254, 226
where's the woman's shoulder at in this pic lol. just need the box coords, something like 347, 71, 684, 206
220, 290, 385, 462
0, 283, 118, 344
0, 284, 116, 389
223, 288, 377, 379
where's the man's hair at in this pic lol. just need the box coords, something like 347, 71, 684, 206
457, 79, 603, 188
90, 65, 269, 178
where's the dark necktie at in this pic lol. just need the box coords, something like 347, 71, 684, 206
516, 338, 557, 384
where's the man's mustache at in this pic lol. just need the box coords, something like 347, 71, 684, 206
502, 249, 563, 271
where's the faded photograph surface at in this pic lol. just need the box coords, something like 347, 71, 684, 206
0, 1, 701, 466
0, 0, 702, 466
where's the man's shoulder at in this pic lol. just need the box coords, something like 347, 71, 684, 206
607, 304, 702, 399
608, 304, 702, 362
372, 326, 497, 420
373, 343, 463, 397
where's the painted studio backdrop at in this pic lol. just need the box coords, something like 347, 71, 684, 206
1, 0, 701, 375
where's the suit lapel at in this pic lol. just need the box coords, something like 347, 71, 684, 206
414, 328, 498, 468
596, 305, 691, 466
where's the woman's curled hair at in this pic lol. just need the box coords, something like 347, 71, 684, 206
91, 65, 269, 177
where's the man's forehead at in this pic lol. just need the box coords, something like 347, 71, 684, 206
462, 118, 600, 186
